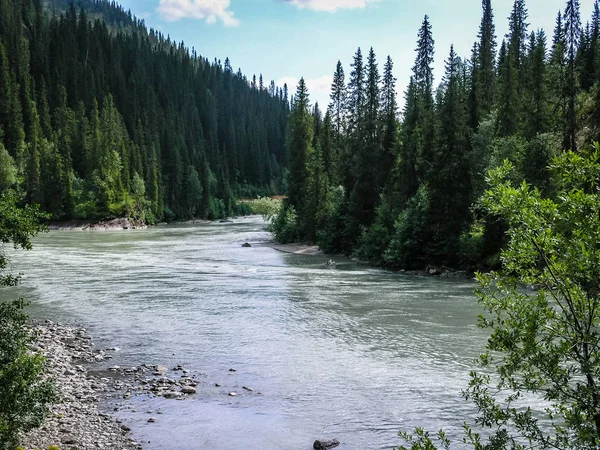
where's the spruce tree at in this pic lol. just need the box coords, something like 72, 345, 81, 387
427, 45, 471, 263
380, 55, 398, 191
475, 0, 497, 121
564, 0, 581, 151
329, 60, 346, 138
413, 15, 436, 179
285, 78, 313, 231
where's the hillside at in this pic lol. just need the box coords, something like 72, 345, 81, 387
0, 0, 289, 222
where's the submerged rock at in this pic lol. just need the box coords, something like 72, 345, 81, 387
313, 439, 340, 450
241, 242, 252, 247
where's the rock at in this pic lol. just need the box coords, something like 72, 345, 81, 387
242, 386, 254, 392
228, 392, 237, 397
313, 439, 340, 450
325, 259, 336, 267
228, 368, 236, 372
121, 425, 131, 432
148, 417, 157, 423
62, 437, 78, 445
241, 242, 252, 247
181, 386, 197, 394
164, 391, 182, 399
219, 219, 233, 223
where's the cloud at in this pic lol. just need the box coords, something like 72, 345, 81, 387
157, 0, 239, 26
281, 0, 378, 12
277, 75, 333, 106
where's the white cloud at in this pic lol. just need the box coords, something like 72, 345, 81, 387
277, 75, 333, 107
157, 0, 239, 26
282, 0, 378, 12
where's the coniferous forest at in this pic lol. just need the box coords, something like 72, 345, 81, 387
276, 0, 600, 271
0, 0, 289, 223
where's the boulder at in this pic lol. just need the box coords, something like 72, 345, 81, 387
180, 386, 197, 394
313, 439, 340, 450
241, 243, 252, 248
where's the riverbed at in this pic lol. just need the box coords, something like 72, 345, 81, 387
3, 216, 488, 449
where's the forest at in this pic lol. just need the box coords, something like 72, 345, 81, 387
276, 0, 600, 271
0, 0, 290, 223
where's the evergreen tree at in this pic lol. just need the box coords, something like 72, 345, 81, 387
413, 15, 436, 179
329, 60, 346, 138
380, 55, 398, 191
285, 78, 313, 231
474, 0, 497, 123
564, 0, 581, 151
427, 45, 472, 263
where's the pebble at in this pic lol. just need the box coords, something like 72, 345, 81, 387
19, 322, 139, 450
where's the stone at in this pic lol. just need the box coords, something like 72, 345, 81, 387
148, 418, 157, 423
228, 392, 237, 397
313, 439, 340, 450
181, 386, 197, 394
241, 242, 252, 247
242, 386, 254, 392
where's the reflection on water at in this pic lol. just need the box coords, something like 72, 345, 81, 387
2, 217, 488, 449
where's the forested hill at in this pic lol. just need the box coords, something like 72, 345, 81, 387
275, 0, 600, 271
0, 0, 289, 222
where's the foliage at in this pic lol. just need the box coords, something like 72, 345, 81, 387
398, 148, 600, 449
0, 0, 289, 223
271, 205, 299, 244
0, 193, 57, 449
246, 197, 282, 221
384, 185, 430, 269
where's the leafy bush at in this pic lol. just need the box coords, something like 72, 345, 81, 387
398, 148, 600, 450
384, 185, 429, 269
271, 205, 300, 243
458, 220, 486, 270
355, 200, 394, 265
246, 196, 283, 221
0, 192, 57, 449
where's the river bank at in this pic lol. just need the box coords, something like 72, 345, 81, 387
20, 321, 141, 450
47, 218, 147, 231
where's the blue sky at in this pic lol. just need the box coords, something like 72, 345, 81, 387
115, 0, 596, 109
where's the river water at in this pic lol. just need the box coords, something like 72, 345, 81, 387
2, 217, 489, 450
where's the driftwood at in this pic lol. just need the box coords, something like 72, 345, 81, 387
313, 439, 340, 450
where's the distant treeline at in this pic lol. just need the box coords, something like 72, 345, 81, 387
276, 0, 600, 270
0, 0, 289, 222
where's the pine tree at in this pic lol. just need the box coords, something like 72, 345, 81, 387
329, 60, 346, 138
351, 47, 381, 227
474, 0, 497, 122
564, 0, 581, 151
380, 55, 398, 190
525, 30, 549, 138
427, 45, 471, 263
413, 15, 436, 179
286, 78, 313, 230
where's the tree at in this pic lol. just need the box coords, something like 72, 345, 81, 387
413, 15, 436, 180
564, 0, 581, 151
427, 45, 471, 264
329, 60, 346, 138
398, 148, 600, 449
474, 0, 497, 123
284, 77, 313, 235
0, 191, 57, 449
380, 55, 398, 190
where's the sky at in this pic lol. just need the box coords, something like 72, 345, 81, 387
114, 0, 597, 109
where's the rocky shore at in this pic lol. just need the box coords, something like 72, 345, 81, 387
47, 218, 147, 231
19, 321, 255, 450
19, 321, 141, 450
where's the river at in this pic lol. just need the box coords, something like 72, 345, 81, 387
2, 217, 488, 449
